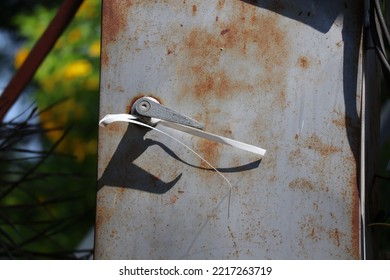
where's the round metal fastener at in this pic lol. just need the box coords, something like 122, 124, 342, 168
137, 100, 151, 112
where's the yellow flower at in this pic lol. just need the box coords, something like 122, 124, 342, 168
14, 48, 29, 68
68, 29, 82, 43
39, 99, 90, 161
86, 140, 97, 154
64, 60, 92, 79
78, 0, 99, 19
88, 41, 101, 57
85, 76, 100, 90
73, 138, 90, 162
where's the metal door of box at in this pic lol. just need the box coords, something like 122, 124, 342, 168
96, 0, 364, 259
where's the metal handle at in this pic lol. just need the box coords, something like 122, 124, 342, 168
131, 97, 204, 130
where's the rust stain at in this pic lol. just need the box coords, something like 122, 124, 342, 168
102, 0, 133, 45
300, 215, 324, 243
192, 70, 253, 99
278, 90, 287, 107
328, 228, 341, 247
101, 49, 109, 67
288, 148, 303, 167
192, 5, 197, 16
349, 175, 360, 259
306, 134, 341, 157
217, 0, 226, 10
116, 187, 126, 201
95, 205, 113, 231
298, 56, 310, 69
227, 226, 239, 258
220, 28, 230, 35
332, 116, 346, 128
179, 4, 289, 107
309, 228, 317, 241
116, 86, 125, 93
106, 122, 125, 134
197, 139, 222, 168
333, 115, 359, 134
110, 229, 118, 238
169, 194, 179, 204
336, 40, 344, 48
288, 178, 314, 192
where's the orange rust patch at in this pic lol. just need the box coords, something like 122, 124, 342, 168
349, 175, 360, 259
332, 116, 345, 128
306, 134, 341, 157
95, 205, 113, 231
169, 194, 179, 204
328, 228, 341, 247
106, 122, 125, 134
197, 139, 222, 168
192, 70, 253, 99
333, 115, 359, 133
192, 5, 197, 16
278, 90, 286, 107
289, 178, 314, 192
116, 187, 126, 201
217, 0, 226, 10
110, 229, 118, 238
102, 0, 133, 45
220, 28, 230, 35
298, 56, 310, 69
309, 228, 317, 241
288, 148, 303, 167
101, 49, 109, 67
300, 216, 323, 242
179, 4, 289, 106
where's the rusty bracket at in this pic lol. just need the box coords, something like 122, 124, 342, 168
131, 96, 204, 130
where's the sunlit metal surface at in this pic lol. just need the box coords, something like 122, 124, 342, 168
96, 0, 363, 259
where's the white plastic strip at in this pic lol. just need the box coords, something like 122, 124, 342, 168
159, 121, 266, 156
99, 114, 266, 156
99, 113, 233, 217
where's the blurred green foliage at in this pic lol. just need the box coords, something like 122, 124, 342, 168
0, 0, 100, 258
0, 0, 62, 30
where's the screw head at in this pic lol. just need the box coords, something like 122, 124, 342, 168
137, 100, 151, 112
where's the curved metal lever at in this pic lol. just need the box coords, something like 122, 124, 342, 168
131, 97, 204, 130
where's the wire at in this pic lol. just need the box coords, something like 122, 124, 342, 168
370, 0, 390, 99
374, 0, 390, 48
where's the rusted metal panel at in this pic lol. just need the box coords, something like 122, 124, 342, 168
96, 0, 363, 259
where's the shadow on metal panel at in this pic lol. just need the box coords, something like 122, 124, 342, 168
98, 123, 262, 193
241, 0, 341, 33
97, 124, 181, 194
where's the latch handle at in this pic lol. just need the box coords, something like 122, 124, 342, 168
131, 97, 204, 130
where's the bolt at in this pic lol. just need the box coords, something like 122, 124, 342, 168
138, 100, 151, 112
